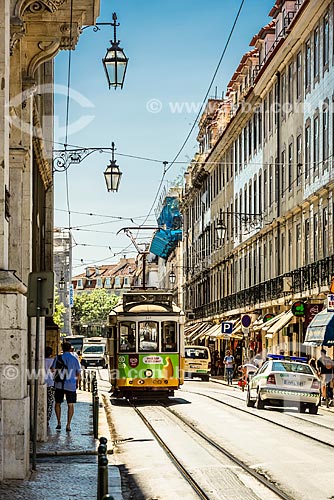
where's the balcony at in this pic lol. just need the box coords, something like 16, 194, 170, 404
191, 255, 334, 319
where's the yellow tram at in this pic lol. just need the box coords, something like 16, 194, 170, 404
107, 290, 185, 398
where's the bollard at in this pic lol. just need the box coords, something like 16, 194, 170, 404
83, 370, 86, 391
93, 394, 99, 439
97, 437, 109, 500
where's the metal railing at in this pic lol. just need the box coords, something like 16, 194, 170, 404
191, 254, 334, 318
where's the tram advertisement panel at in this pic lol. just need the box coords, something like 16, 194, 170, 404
117, 353, 180, 387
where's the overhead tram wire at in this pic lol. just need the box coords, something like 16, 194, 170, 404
141, 0, 246, 226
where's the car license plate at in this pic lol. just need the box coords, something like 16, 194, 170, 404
283, 380, 304, 386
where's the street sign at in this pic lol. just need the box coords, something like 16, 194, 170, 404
241, 314, 252, 328
27, 271, 54, 317
327, 294, 334, 312
221, 321, 233, 334
291, 300, 306, 317
69, 284, 74, 307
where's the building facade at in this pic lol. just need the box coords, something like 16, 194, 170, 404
54, 227, 72, 335
182, 0, 334, 361
0, 0, 99, 479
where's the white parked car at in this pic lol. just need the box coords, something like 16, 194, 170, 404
246, 355, 321, 414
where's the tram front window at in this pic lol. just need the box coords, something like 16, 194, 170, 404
119, 322, 136, 351
162, 321, 177, 352
139, 322, 158, 351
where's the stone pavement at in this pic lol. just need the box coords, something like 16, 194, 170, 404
0, 390, 123, 500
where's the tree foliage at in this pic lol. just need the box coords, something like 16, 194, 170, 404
71, 289, 119, 327
53, 292, 66, 329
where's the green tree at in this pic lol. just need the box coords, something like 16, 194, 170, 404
53, 292, 66, 329
72, 289, 119, 330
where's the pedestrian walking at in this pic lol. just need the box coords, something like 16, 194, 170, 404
224, 350, 235, 385
51, 341, 81, 432
317, 348, 333, 402
44, 346, 55, 426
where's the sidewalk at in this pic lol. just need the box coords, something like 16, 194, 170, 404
0, 390, 123, 499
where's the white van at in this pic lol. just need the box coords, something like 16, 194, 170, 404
184, 345, 211, 381
81, 337, 108, 368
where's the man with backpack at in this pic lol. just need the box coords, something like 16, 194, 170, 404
52, 342, 81, 432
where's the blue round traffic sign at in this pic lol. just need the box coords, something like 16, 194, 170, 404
241, 314, 252, 328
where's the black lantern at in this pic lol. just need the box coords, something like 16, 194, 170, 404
104, 142, 122, 192
59, 273, 66, 291
102, 13, 128, 89
169, 269, 176, 285
216, 209, 226, 240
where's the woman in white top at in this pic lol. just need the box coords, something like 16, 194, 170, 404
45, 346, 55, 425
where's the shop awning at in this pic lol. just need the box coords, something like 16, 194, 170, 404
252, 317, 264, 331
266, 310, 294, 335
191, 323, 215, 342
262, 311, 286, 332
304, 309, 334, 347
206, 324, 222, 339
186, 322, 214, 342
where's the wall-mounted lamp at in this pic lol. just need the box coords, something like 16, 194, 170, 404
59, 273, 66, 291
82, 12, 128, 90
169, 268, 176, 284
216, 208, 263, 239
53, 142, 123, 192
216, 209, 226, 240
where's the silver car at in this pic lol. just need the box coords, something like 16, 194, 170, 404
246, 356, 321, 414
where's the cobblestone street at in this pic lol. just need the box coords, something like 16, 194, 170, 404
0, 390, 122, 500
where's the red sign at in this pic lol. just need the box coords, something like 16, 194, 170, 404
304, 303, 323, 329
128, 354, 139, 368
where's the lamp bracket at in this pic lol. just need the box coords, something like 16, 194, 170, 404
53, 147, 114, 172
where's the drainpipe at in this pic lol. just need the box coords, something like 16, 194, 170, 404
275, 71, 281, 277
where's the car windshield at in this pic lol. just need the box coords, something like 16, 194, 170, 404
185, 348, 209, 360
83, 345, 104, 354
272, 362, 313, 374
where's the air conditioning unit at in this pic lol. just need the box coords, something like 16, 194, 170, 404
282, 277, 292, 293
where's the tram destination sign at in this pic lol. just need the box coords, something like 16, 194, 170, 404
123, 291, 174, 310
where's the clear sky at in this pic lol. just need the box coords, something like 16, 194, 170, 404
54, 0, 274, 276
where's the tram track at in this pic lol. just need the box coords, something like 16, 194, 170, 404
129, 400, 293, 500
181, 387, 334, 449
207, 387, 334, 432
129, 401, 211, 500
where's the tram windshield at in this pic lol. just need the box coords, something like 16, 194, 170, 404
119, 322, 136, 352
139, 321, 158, 351
162, 321, 177, 352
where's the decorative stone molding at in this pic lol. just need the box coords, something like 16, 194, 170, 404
14, 0, 66, 17
59, 23, 80, 50
26, 40, 60, 79
10, 17, 26, 55
33, 102, 52, 190
0, 270, 27, 295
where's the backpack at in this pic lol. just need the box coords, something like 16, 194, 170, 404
54, 355, 68, 386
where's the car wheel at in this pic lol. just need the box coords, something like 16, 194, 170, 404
246, 389, 255, 407
202, 375, 209, 382
256, 391, 265, 409
309, 403, 318, 415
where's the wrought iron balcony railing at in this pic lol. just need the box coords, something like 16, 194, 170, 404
190, 255, 334, 320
